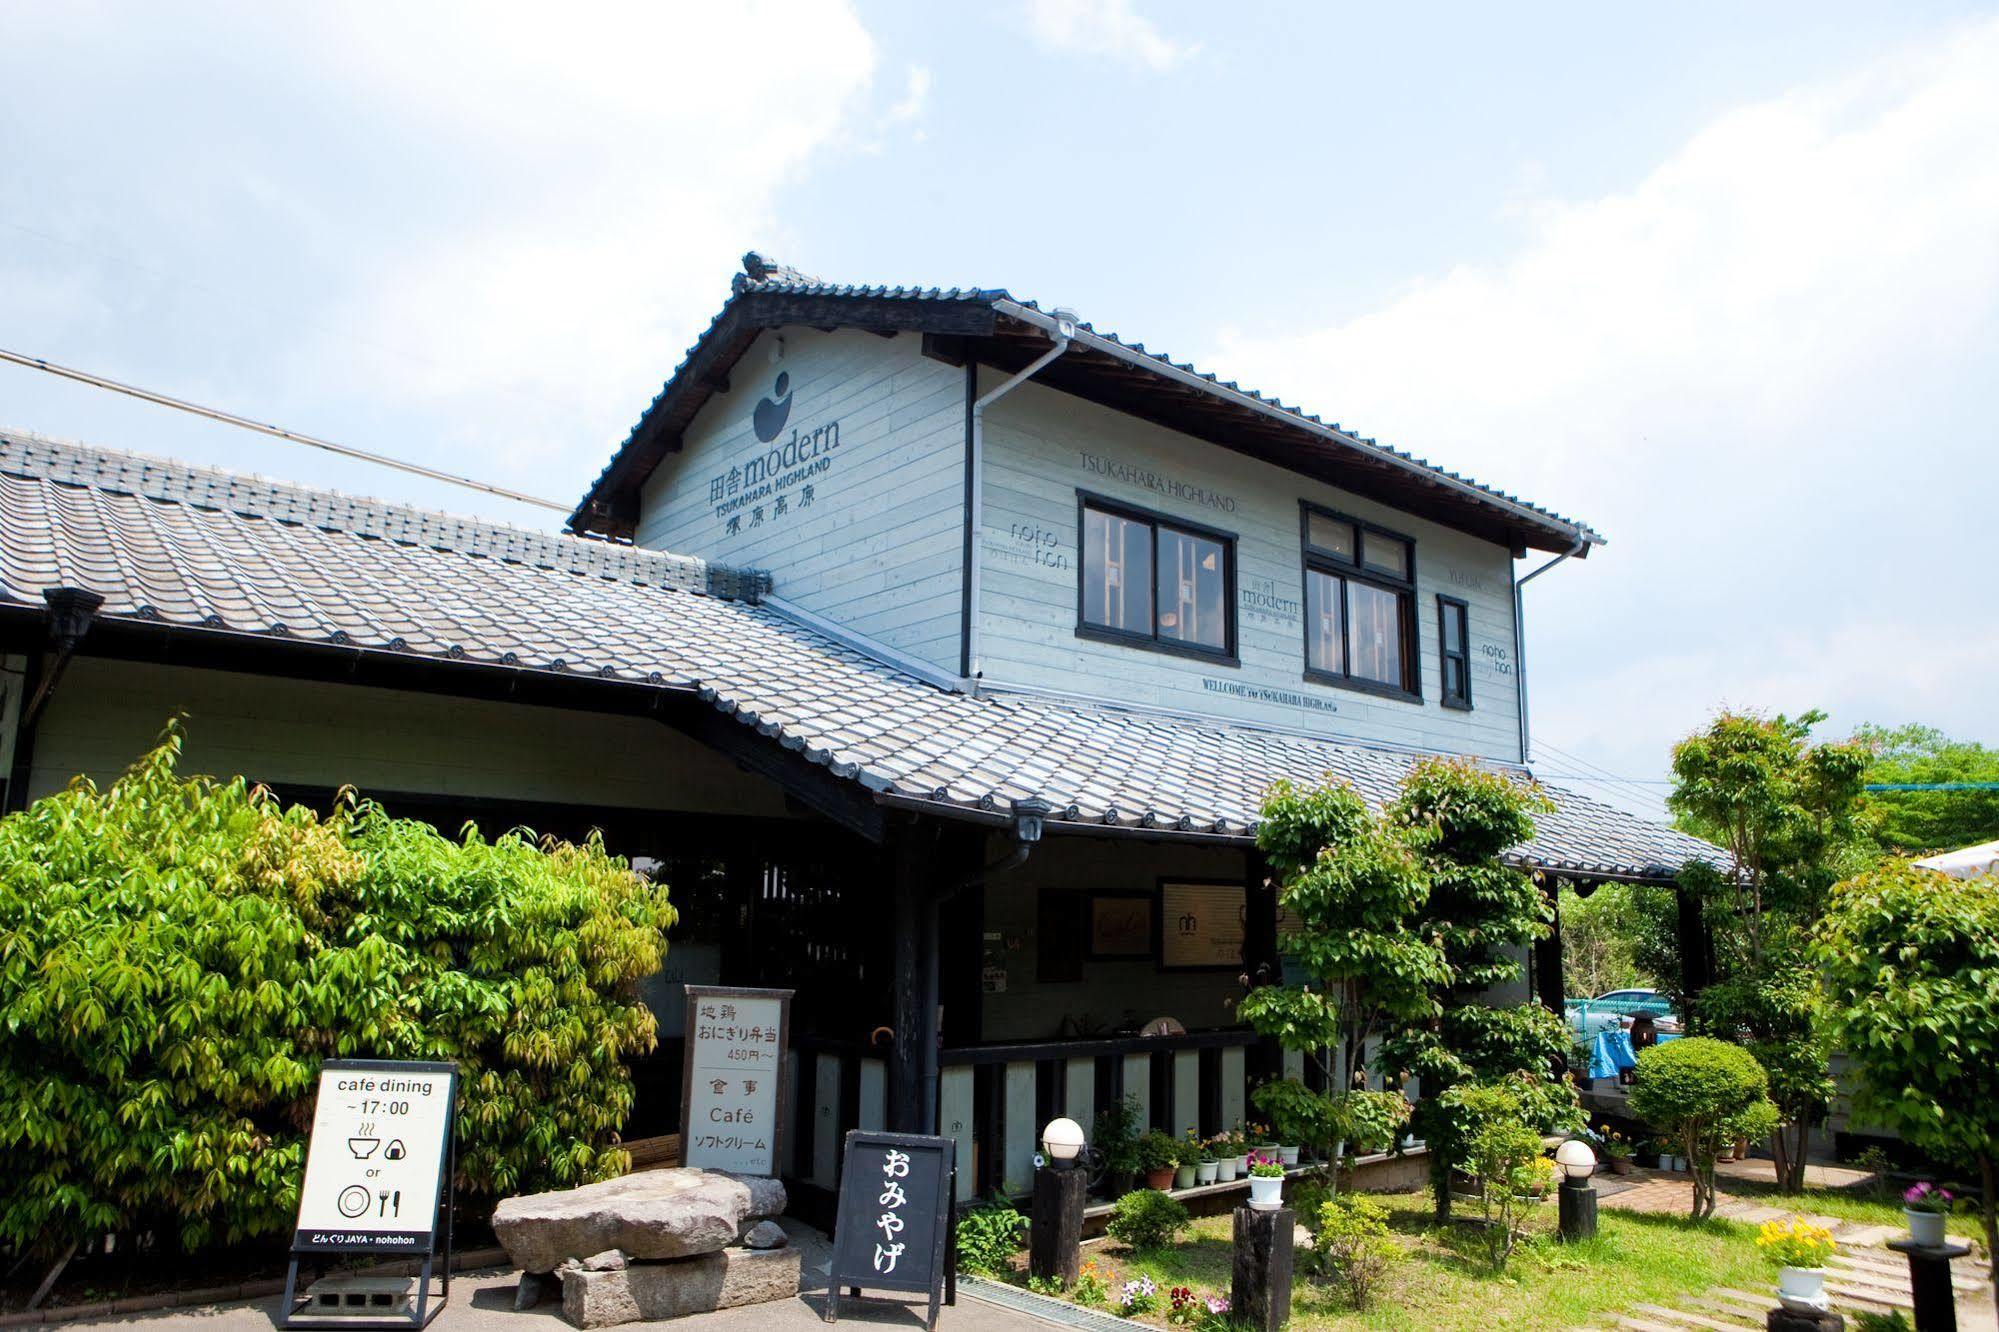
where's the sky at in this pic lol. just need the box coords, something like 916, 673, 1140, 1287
2, 1, 1996, 820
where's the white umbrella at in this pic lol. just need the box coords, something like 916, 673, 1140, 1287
1914, 840, 1999, 880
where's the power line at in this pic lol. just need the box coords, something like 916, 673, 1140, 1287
1530, 736, 1673, 810
0, 347, 569, 513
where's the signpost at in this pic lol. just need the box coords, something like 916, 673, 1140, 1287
678, 985, 793, 1177
282, 1059, 458, 1329
824, 1131, 957, 1330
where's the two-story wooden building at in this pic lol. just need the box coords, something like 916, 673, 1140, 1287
0, 253, 1719, 1214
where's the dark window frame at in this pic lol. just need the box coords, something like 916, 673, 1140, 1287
1074, 489, 1239, 665
1436, 593, 1473, 711
1298, 501, 1421, 702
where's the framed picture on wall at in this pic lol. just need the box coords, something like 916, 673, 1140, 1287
1087, 892, 1154, 960
1157, 879, 1297, 972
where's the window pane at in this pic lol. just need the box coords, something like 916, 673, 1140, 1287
1082, 507, 1152, 636
1444, 656, 1466, 700
1306, 569, 1344, 674
1348, 582, 1406, 687
1306, 513, 1354, 562
1157, 527, 1227, 650
1443, 601, 1465, 644
1362, 533, 1409, 579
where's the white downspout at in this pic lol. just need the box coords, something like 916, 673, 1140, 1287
1513, 532, 1588, 765
967, 312, 1075, 687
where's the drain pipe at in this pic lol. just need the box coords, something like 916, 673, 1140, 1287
918, 799, 1048, 1134
967, 314, 1076, 686
1513, 534, 1588, 766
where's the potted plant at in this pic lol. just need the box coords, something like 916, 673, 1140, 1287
1757, 1217, 1836, 1312
1634, 1136, 1662, 1170
1137, 1130, 1179, 1191
1903, 1182, 1953, 1248
1191, 1128, 1223, 1184
1246, 1151, 1285, 1210
1213, 1132, 1241, 1182
1175, 1129, 1201, 1189
1599, 1130, 1634, 1176
1092, 1095, 1144, 1199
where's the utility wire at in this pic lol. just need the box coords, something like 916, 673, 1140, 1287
0, 347, 569, 514
1530, 736, 1673, 810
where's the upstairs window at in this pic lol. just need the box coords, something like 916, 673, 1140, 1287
1079, 494, 1234, 660
1302, 504, 1418, 698
1437, 595, 1472, 710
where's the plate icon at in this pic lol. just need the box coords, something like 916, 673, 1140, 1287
337, 1185, 371, 1218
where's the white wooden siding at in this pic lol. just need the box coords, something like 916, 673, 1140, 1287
27, 658, 792, 816
976, 372, 1525, 761
635, 329, 966, 671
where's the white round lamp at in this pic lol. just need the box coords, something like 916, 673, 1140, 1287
1555, 1139, 1597, 1181
1041, 1117, 1085, 1169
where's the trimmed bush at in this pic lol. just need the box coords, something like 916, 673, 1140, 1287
0, 725, 676, 1255
1105, 1188, 1190, 1251
1629, 1036, 1780, 1218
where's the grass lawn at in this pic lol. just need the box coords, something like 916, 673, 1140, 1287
1029, 1191, 1782, 1332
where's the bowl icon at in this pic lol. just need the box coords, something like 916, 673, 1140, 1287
348, 1137, 380, 1159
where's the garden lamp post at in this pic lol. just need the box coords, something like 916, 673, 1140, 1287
1030, 1118, 1086, 1287
1555, 1139, 1598, 1242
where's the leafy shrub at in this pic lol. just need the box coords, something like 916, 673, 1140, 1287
1629, 1037, 1780, 1219
1106, 1188, 1190, 1250
1853, 1313, 1913, 1332
1443, 1077, 1555, 1272
1309, 1194, 1399, 1310
0, 726, 675, 1255
954, 1197, 1027, 1274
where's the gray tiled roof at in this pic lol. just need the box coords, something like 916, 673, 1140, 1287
578, 253, 1604, 547
0, 429, 1713, 881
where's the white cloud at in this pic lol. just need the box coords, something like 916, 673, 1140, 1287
1209, 18, 1999, 807
1022, 0, 1195, 71
888, 65, 933, 127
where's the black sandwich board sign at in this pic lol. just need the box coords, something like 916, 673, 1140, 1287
281, 1059, 459, 1329
823, 1130, 957, 1330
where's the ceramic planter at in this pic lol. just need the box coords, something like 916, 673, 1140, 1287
1195, 1161, 1219, 1185
1144, 1167, 1176, 1191
1247, 1175, 1284, 1210
1906, 1209, 1947, 1248
1776, 1266, 1828, 1312
1277, 1145, 1301, 1165
1214, 1158, 1238, 1182
1175, 1163, 1198, 1190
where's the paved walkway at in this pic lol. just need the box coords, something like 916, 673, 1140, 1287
1572, 1162, 1994, 1330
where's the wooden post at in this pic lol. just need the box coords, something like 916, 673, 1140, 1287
1230, 1206, 1293, 1332
1888, 1238, 1968, 1331
1242, 850, 1282, 1086
1028, 1166, 1086, 1288
890, 824, 931, 1133
1534, 877, 1567, 1019
1766, 1310, 1844, 1331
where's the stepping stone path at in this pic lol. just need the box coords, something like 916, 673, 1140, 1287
1566, 1171, 1993, 1331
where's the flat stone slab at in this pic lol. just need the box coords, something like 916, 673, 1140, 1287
494, 1169, 787, 1273
560, 1247, 803, 1328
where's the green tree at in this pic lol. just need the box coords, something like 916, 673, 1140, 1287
0, 725, 675, 1258
1670, 709, 1868, 1192
1628, 1037, 1781, 1220
1558, 881, 1653, 998
1815, 860, 1999, 1314
1852, 722, 1999, 855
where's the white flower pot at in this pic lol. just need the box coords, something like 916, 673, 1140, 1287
1174, 1163, 1198, 1190
1196, 1161, 1219, 1185
1777, 1266, 1828, 1312
1247, 1175, 1284, 1210
1906, 1209, 1947, 1248
1278, 1145, 1301, 1165
1233, 1154, 1250, 1174
1214, 1158, 1238, 1182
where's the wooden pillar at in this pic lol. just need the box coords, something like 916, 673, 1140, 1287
1242, 848, 1283, 1086
1675, 882, 1716, 1020
890, 823, 930, 1133
1029, 1167, 1086, 1288
1534, 877, 1567, 1019
1230, 1206, 1294, 1332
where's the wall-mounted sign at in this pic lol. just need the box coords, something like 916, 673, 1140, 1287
706, 372, 843, 537
1078, 450, 1238, 513
1088, 894, 1153, 960
679, 985, 792, 1177
825, 1130, 957, 1330
292, 1059, 457, 1254
1160, 882, 1296, 971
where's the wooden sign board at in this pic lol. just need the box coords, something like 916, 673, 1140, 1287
824, 1131, 957, 1330
1160, 881, 1296, 971
679, 985, 792, 1177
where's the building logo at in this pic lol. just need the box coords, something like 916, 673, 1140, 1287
752, 372, 793, 443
